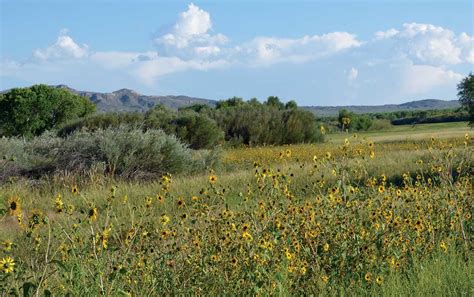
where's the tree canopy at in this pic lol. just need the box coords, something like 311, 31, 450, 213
457, 73, 474, 125
0, 85, 95, 137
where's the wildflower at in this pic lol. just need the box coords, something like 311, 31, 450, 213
439, 240, 448, 253
88, 207, 98, 221
376, 276, 383, 284
364, 272, 372, 282
55, 194, 64, 213
209, 175, 217, 183
286, 149, 291, 157
323, 243, 330, 252
0, 256, 15, 273
285, 249, 292, 260
230, 257, 238, 266
71, 185, 79, 195
396, 189, 402, 197
157, 195, 164, 203
321, 275, 329, 283
325, 152, 332, 159
161, 214, 170, 226
378, 185, 385, 193
177, 197, 185, 208
368, 141, 374, 149
3, 240, 13, 252
7, 196, 21, 216
369, 151, 375, 159
242, 231, 253, 242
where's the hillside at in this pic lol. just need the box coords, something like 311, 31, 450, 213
2, 85, 461, 115
303, 99, 461, 117
54, 85, 217, 112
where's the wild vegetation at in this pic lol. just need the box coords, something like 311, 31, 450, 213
0, 76, 473, 295
0, 131, 472, 295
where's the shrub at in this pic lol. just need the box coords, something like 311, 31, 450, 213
0, 127, 198, 182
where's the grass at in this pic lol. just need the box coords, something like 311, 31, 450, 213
329, 121, 472, 144
0, 123, 472, 295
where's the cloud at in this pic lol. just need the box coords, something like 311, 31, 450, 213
153, 3, 228, 58
373, 23, 473, 65
347, 67, 358, 81
242, 32, 361, 65
134, 57, 229, 86
33, 29, 89, 61
400, 63, 463, 95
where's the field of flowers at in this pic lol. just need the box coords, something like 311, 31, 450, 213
0, 132, 472, 295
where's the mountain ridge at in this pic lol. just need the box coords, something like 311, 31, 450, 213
1, 85, 461, 115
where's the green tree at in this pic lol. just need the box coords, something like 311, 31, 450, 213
265, 96, 285, 109
338, 109, 352, 132
457, 73, 474, 125
0, 84, 95, 137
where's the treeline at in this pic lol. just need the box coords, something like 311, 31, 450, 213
1, 85, 324, 150
318, 107, 469, 132
59, 96, 323, 149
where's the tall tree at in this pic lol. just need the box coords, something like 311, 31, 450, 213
0, 85, 95, 137
457, 73, 474, 125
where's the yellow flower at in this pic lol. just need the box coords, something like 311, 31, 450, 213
369, 151, 375, 159
55, 194, 64, 213
7, 196, 21, 216
368, 141, 374, 149
88, 208, 98, 221
176, 197, 185, 208
320, 125, 326, 134
378, 185, 385, 193
0, 256, 15, 273
161, 214, 170, 226
439, 240, 448, 253
285, 250, 292, 260
3, 240, 13, 252
71, 185, 79, 195
364, 272, 372, 282
376, 276, 383, 284
321, 275, 329, 283
323, 243, 330, 252
242, 231, 253, 242
209, 175, 217, 183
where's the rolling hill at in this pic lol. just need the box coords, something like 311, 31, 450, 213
53, 85, 217, 112
303, 99, 461, 117
2, 85, 461, 115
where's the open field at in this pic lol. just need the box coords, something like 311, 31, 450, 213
0, 124, 473, 295
328, 121, 472, 144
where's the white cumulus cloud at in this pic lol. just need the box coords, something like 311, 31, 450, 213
153, 3, 228, 58
373, 23, 473, 65
33, 29, 89, 61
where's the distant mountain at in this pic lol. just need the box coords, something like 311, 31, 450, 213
303, 99, 461, 117
53, 85, 217, 112
1, 85, 461, 115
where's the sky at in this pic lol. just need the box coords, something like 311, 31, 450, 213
1, 0, 473, 106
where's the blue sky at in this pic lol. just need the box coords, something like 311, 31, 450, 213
1, 0, 473, 106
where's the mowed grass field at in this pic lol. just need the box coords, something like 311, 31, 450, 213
0, 122, 472, 295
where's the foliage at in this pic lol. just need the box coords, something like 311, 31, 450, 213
0, 134, 471, 295
0, 127, 199, 181
0, 85, 95, 137
457, 72, 474, 125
